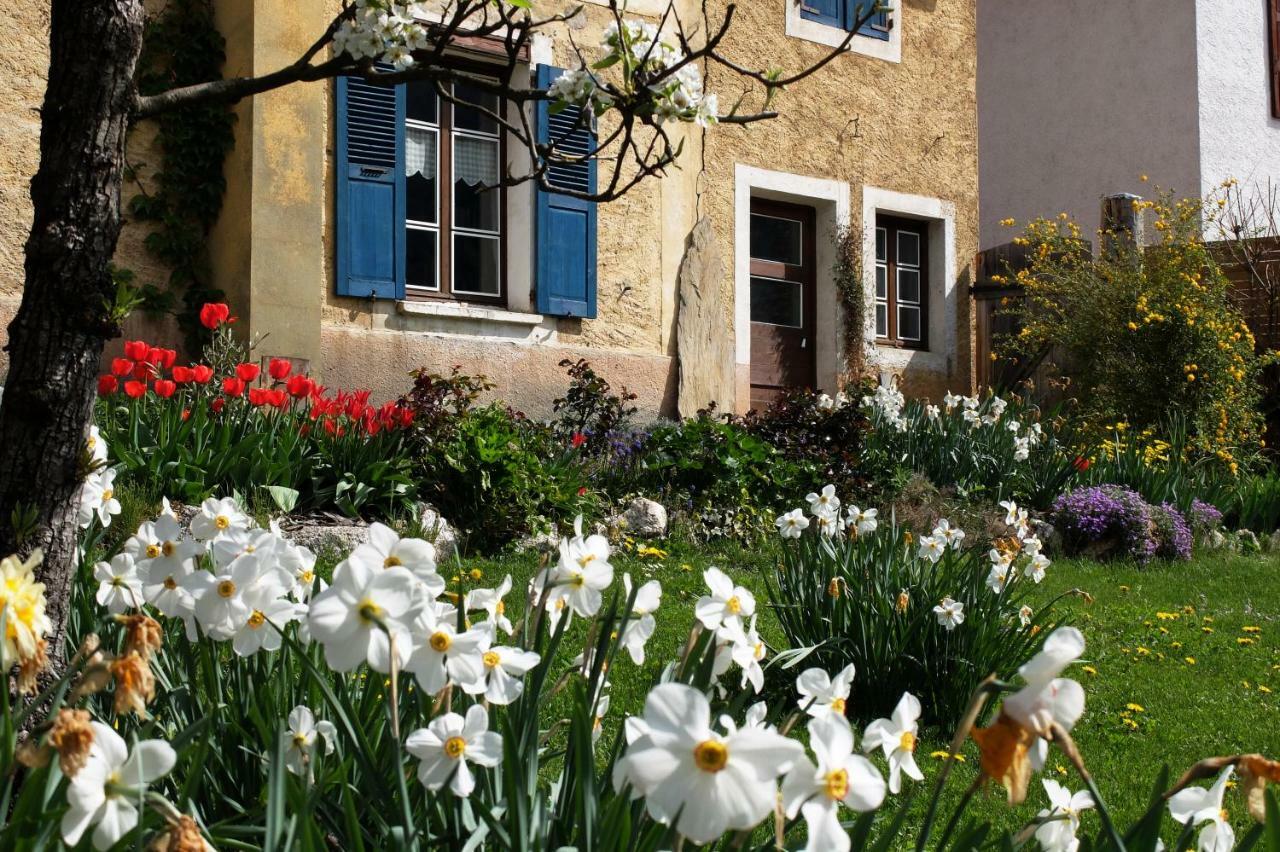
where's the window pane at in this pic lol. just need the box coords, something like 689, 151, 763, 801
454, 136, 501, 232
454, 234, 501, 295
406, 128, 437, 224
876, 265, 888, 299
875, 227, 887, 262
750, 277, 803, 327
897, 230, 921, 267
406, 227, 438, 290
407, 82, 438, 124
875, 303, 888, 337
454, 84, 499, 134
750, 215, 803, 265
897, 268, 920, 304
898, 305, 922, 341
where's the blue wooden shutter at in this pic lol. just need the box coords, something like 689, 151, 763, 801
534, 64, 598, 319
852, 2, 891, 40
336, 74, 406, 300
800, 0, 843, 28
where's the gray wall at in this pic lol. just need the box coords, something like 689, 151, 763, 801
978, 0, 1202, 248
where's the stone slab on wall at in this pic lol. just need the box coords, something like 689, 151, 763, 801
676, 217, 734, 417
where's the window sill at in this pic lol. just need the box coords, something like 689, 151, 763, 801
396, 300, 544, 326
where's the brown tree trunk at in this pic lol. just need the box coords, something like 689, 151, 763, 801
0, 0, 145, 659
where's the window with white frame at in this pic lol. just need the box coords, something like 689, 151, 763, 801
874, 214, 927, 348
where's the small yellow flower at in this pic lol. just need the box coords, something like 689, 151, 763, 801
1122, 717, 1140, 730
1171, 641, 1183, 649
1185, 657, 1197, 665
1056, 765, 1068, 776
929, 751, 965, 762
1260, 685, 1273, 694
469, 568, 483, 581
1082, 665, 1098, 676
1136, 646, 1151, 656
1243, 626, 1262, 634
1119, 585, 1131, 593
1238, 637, 1256, 645
1126, 703, 1145, 713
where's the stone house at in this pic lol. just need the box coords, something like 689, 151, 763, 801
0, 0, 978, 417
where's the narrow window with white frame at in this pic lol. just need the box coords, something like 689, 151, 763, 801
874, 214, 928, 349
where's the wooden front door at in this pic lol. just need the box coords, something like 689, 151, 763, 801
749, 199, 817, 411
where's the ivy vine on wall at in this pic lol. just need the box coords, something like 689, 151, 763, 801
832, 222, 868, 380
127, 0, 235, 353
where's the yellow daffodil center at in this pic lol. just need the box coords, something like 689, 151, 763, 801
825, 768, 850, 800
300, 570, 314, 584
725, 596, 741, 614
357, 599, 383, 623
101, 489, 113, 501
161, 541, 175, 557
693, 740, 729, 773
444, 736, 467, 759
571, 574, 585, 588
248, 610, 265, 628
215, 515, 230, 530
578, 553, 596, 568
383, 555, 402, 568
217, 580, 236, 598
430, 631, 452, 652
145, 544, 162, 559
162, 577, 177, 590
899, 731, 917, 752
111, 576, 127, 587
830, 697, 846, 714
753, 641, 765, 660
495, 600, 505, 615
483, 650, 501, 669
292, 733, 309, 748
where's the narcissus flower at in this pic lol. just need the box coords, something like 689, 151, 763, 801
307, 557, 419, 673
93, 553, 143, 614
282, 705, 337, 778
191, 496, 250, 541
782, 713, 886, 852
933, 596, 965, 630
406, 606, 489, 693
695, 566, 755, 632
541, 516, 614, 617
60, 723, 176, 851
796, 663, 856, 717
614, 682, 802, 843
0, 550, 51, 671
806, 484, 841, 516
1168, 767, 1235, 852
405, 704, 503, 797
1034, 778, 1094, 852
863, 692, 923, 794
349, 522, 443, 599
466, 575, 514, 638
776, 508, 810, 539
846, 506, 878, 535
619, 573, 661, 664
461, 645, 541, 705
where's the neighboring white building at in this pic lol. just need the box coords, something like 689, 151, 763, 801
978, 0, 1280, 247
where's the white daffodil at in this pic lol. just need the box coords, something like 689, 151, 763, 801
614, 682, 803, 843
306, 557, 419, 672
620, 574, 662, 664
349, 522, 443, 599
999, 500, 1021, 527
782, 713, 886, 852
816, 393, 835, 411
796, 663, 856, 717
86, 424, 109, 466
1168, 767, 1235, 852
1022, 535, 1044, 556
190, 496, 250, 541
722, 615, 767, 693
592, 693, 612, 744
933, 596, 965, 630
776, 508, 810, 539
1034, 778, 1095, 852
124, 515, 198, 593
211, 528, 281, 572
466, 574, 514, 638
1019, 605, 1034, 627
544, 517, 613, 617
986, 562, 1013, 594
231, 596, 303, 657
806, 485, 841, 517
926, 403, 940, 420
932, 519, 966, 548
282, 705, 337, 778
78, 468, 122, 529
406, 608, 490, 693
1002, 626, 1086, 771
943, 391, 961, 410
1027, 553, 1050, 583
60, 723, 176, 851
94, 553, 143, 614
815, 512, 844, 538
918, 535, 946, 563
847, 506, 878, 536
863, 692, 924, 794
405, 704, 503, 798
187, 553, 287, 641
279, 540, 323, 602
695, 567, 755, 632
461, 645, 541, 705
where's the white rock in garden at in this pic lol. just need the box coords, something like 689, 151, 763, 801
418, 505, 458, 562
516, 522, 562, 555
1029, 518, 1060, 554
613, 497, 668, 538
1266, 530, 1280, 554
285, 521, 370, 556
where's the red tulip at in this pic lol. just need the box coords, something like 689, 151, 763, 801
124, 380, 147, 399
222, 377, 245, 396
191, 365, 214, 384
97, 375, 118, 396
1073, 456, 1091, 472
123, 340, 149, 361
211, 398, 225, 414
286, 375, 313, 399
153, 379, 177, 399
181, 408, 192, 421
199, 302, 231, 330
156, 348, 177, 369
267, 389, 288, 409
171, 366, 194, 384
132, 362, 152, 381
571, 432, 587, 449
110, 358, 133, 377
268, 358, 292, 380
235, 363, 260, 383
248, 387, 271, 406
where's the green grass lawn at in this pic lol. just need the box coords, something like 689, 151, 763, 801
424, 540, 1280, 843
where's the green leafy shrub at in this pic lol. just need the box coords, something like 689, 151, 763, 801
551, 358, 638, 455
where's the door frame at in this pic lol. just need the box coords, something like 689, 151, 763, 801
748, 198, 818, 410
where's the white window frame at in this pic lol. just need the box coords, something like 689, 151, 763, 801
785, 0, 902, 64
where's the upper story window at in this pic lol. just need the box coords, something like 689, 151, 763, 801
874, 215, 927, 349
404, 80, 505, 303
800, 1, 891, 41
